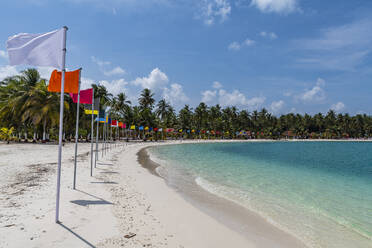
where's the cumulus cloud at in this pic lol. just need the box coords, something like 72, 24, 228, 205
212, 81, 222, 89
163, 83, 189, 107
132, 68, 169, 91
201, 82, 265, 109
228, 38, 255, 51
260, 31, 278, 39
330, 102, 345, 112
103, 66, 126, 76
201, 90, 217, 103
270, 100, 285, 114
251, 0, 299, 14
297, 78, 326, 103
99, 78, 128, 96
0, 65, 18, 81
81, 77, 96, 90
0, 50, 8, 59
199, 0, 231, 25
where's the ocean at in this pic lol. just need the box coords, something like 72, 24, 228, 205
148, 141, 372, 248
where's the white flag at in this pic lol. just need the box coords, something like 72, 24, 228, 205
6, 29, 64, 69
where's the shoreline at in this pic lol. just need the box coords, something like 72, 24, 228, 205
1, 139, 369, 247
138, 142, 307, 248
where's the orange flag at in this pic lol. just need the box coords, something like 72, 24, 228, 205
48, 69, 80, 94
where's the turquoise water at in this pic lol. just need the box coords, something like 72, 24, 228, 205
149, 142, 372, 248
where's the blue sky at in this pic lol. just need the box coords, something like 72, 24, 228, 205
1, 0, 371, 115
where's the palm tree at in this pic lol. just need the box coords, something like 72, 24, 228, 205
138, 88, 155, 111
114, 92, 131, 116
156, 99, 171, 122
21, 79, 60, 140
92, 84, 113, 109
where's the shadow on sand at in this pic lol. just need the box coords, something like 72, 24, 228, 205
70, 189, 113, 206
58, 222, 96, 248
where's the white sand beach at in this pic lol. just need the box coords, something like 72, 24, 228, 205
0, 140, 305, 247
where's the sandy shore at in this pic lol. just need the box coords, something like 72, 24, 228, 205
1, 140, 306, 247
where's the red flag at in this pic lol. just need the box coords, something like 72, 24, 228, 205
111, 120, 117, 126
69, 88, 93, 104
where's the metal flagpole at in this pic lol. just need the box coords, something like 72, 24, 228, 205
56, 26, 68, 223
90, 88, 94, 177
95, 98, 100, 168
102, 113, 106, 157
73, 68, 82, 190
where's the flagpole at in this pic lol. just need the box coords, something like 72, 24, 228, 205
56, 26, 68, 223
90, 88, 94, 177
72, 68, 82, 190
95, 98, 100, 168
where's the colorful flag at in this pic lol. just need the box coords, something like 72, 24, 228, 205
70, 88, 93, 104
7, 29, 64, 69
111, 120, 117, 126
96, 117, 106, 123
139, 126, 144, 131
48, 69, 79, 93
145, 126, 149, 131
84, 109, 98, 115
130, 125, 136, 130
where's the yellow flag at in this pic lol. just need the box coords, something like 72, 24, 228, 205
145, 126, 149, 130
84, 109, 98, 115
130, 125, 135, 130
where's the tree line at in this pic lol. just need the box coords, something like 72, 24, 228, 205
1, 68, 372, 142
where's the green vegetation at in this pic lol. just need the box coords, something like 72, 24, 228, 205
1, 68, 372, 142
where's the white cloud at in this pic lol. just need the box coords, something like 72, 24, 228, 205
0, 50, 8, 59
91, 56, 125, 77
251, 0, 299, 14
201, 82, 265, 109
270, 100, 284, 114
244, 38, 256, 46
91, 56, 110, 66
228, 38, 255, 51
132, 68, 169, 91
330, 102, 345, 112
228, 41, 241, 51
99, 78, 128, 96
0, 65, 18, 81
294, 18, 372, 71
244, 96, 266, 109
218, 89, 265, 109
201, 90, 217, 103
212, 81, 222, 89
200, 0, 231, 25
163, 83, 189, 107
260, 31, 278, 39
103, 66, 126, 76
297, 78, 326, 103
81, 77, 96, 90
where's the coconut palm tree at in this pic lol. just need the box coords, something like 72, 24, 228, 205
156, 99, 171, 122
139, 88, 155, 111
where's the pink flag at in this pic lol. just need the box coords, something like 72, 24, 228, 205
70, 88, 93, 104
